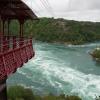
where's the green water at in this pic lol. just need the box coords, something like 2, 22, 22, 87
7, 42, 100, 100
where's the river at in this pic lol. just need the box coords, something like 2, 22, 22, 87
7, 42, 100, 100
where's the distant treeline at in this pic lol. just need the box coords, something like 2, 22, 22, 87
8, 18, 100, 44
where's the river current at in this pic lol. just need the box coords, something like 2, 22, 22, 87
7, 42, 100, 100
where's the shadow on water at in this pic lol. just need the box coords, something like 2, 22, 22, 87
95, 62, 100, 67
91, 57, 100, 67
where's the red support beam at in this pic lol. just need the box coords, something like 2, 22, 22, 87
0, 16, 2, 33
0, 36, 35, 83
2, 19, 5, 35
19, 20, 24, 37
7, 20, 10, 36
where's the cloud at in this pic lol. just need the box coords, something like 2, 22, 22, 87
67, 0, 100, 11
54, 10, 100, 22
22, 0, 100, 22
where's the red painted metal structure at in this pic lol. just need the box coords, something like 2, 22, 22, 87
0, 0, 37, 99
0, 36, 35, 79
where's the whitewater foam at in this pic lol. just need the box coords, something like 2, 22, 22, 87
17, 57, 100, 100
34, 45, 100, 99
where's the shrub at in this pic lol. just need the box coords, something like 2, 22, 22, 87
7, 86, 82, 100
7, 86, 35, 100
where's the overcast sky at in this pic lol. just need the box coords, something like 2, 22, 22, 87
23, 0, 100, 22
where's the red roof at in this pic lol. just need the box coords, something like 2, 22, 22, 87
0, 0, 37, 20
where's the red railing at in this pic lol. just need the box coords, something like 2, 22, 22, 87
0, 36, 35, 80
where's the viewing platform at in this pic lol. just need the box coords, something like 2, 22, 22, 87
0, 36, 34, 81
0, 0, 37, 99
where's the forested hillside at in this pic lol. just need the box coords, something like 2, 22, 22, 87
9, 18, 100, 44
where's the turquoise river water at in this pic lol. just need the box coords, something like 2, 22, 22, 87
7, 42, 100, 100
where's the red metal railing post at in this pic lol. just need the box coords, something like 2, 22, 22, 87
0, 36, 35, 80
2, 36, 9, 52
13, 36, 17, 49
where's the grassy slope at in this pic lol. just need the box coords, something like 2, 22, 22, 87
7, 86, 82, 100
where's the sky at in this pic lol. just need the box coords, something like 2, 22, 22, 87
23, 0, 100, 22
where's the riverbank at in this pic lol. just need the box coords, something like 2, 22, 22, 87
7, 85, 82, 100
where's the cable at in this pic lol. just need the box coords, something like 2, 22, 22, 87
45, 0, 55, 16
39, 0, 53, 17
28, 0, 44, 17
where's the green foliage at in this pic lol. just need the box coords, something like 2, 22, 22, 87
42, 95, 81, 100
9, 18, 100, 44
7, 86, 35, 100
7, 86, 82, 100
65, 95, 81, 100
95, 96, 100, 100
31, 18, 100, 44
92, 48, 100, 62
